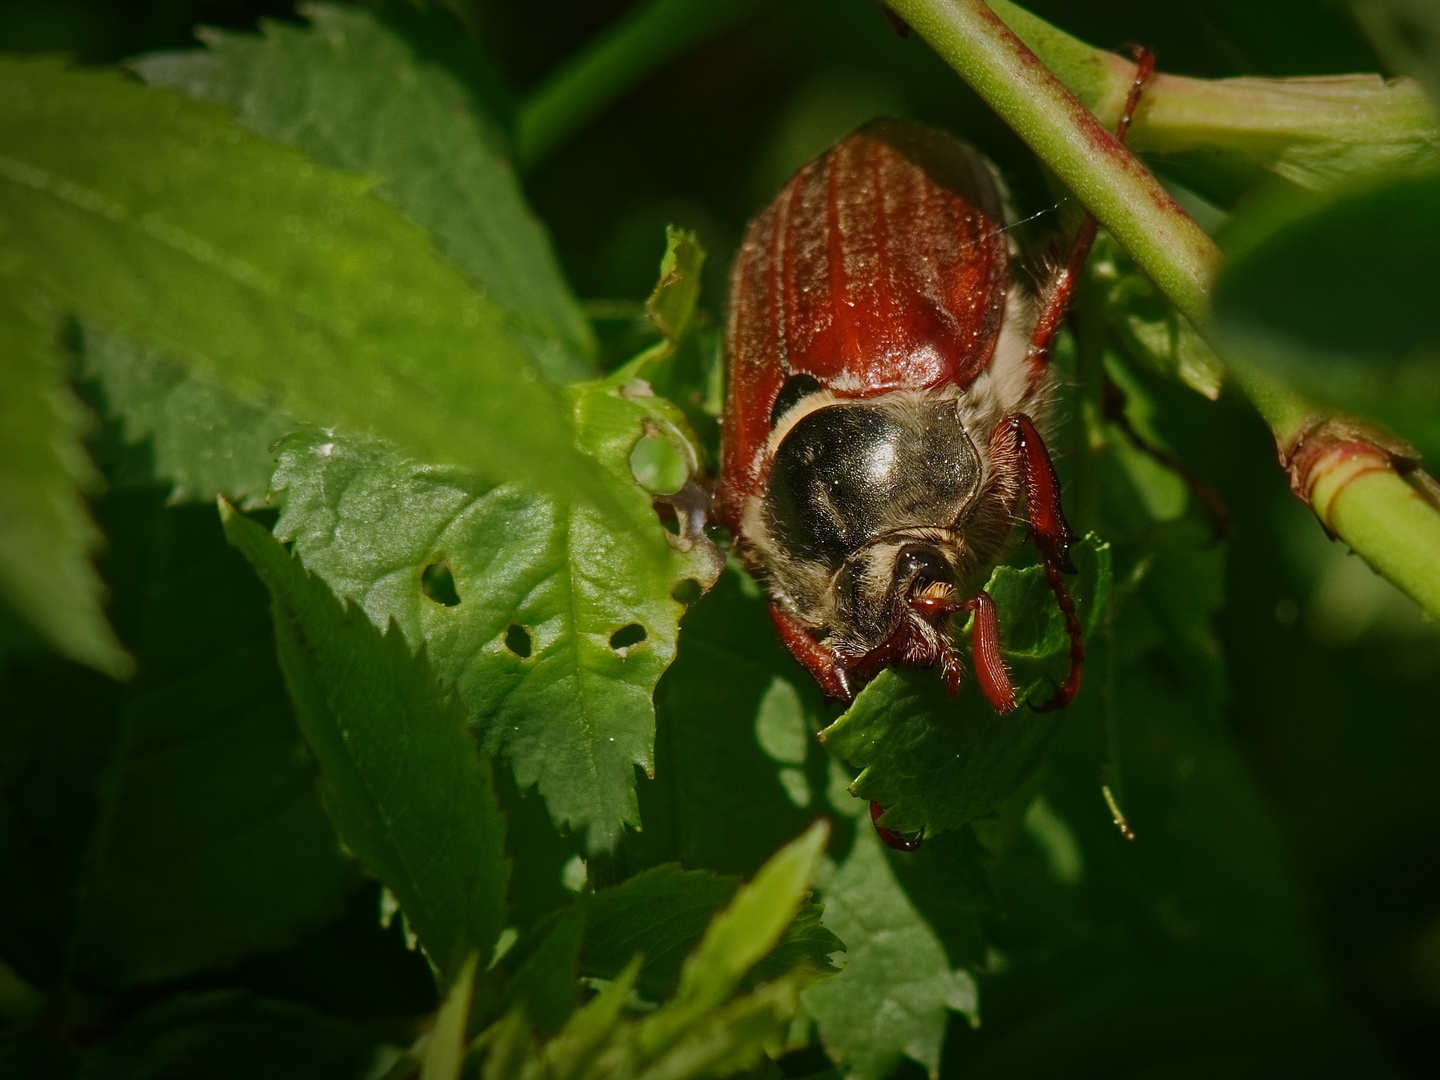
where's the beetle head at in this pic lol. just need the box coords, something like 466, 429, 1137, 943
755, 392, 985, 658
833, 537, 963, 663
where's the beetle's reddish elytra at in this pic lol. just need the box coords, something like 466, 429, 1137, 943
716, 56, 1156, 746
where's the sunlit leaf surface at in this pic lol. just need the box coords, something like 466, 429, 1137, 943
0, 280, 128, 675
0, 58, 613, 518
268, 369, 720, 853
135, 3, 596, 383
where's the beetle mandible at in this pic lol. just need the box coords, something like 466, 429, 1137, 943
717, 54, 1155, 721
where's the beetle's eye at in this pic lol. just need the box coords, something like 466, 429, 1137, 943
895, 544, 951, 589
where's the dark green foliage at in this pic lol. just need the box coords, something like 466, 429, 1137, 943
582, 863, 841, 999
79, 992, 382, 1080
639, 566, 832, 878
0, 492, 354, 993
2, 0, 1438, 1076
501, 899, 589, 1033
1215, 173, 1440, 457
0, 56, 617, 522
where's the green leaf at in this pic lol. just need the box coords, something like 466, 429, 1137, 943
582, 863, 841, 1000
267, 368, 720, 854
423, 951, 479, 1080
1089, 233, 1224, 400
1214, 173, 1440, 457
639, 566, 832, 878
0, 275, 129, 676
880, 828, 992, 975
633, 973, 807, 1080
0, 494, 353, 991
502, 900, 588, 1033
749, 896, 845, 991
515, 0, 772, 168
657, 823, 830, 1008
0, 59, 619, 525
474, 830, 833, 1080
584, 865, 736, 997
638, 821, 831, 1054
135, 3, 596, 383
803, 828, 979, 1080
820, 536, 1112, 839
76, 324, 295, 507
618, 228, 722, 473
984, 535, 1111, 668
643, 226, 705, 359
533, 959, 639, 1080
79, 991, 382, 1080
222, 503, 510, 978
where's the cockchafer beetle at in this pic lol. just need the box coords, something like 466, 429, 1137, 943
716, 55, 1156, 767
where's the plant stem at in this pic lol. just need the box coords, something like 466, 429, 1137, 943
886, 0, 1219, 326
988, 0, 1440, 191
515, 0, 767, 170
890, 0, 1440, 620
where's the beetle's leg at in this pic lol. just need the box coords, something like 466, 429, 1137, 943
1033, 559, 1084, 712
848, 625, 912, 690
1003, 413, 1085, 711
937, 639, 964, 700
870, 800, 922, 851
768, 604, 853, 702
1007, 414, 1077, 573
961, 590, 1016, 714
1025, 47, 1156, 378
1008, 51, 1154, 708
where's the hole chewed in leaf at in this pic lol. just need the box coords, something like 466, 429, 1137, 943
505, 624, 533, 658
420, 561, 461, 607
671, 578, 702, 605
609, 623, 647, 653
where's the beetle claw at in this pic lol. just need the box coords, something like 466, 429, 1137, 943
1028, 676, 1065, 713
870, 801, 922, 851
939, 642, 964, 700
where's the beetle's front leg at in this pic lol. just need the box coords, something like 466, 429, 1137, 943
768, 604, 853, 702
961, 590, 1016, 714
1005, 414, 1077, 572
997, 413, 1085, 711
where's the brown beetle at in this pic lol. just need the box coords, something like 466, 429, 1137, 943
717, 54, 1156, 731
